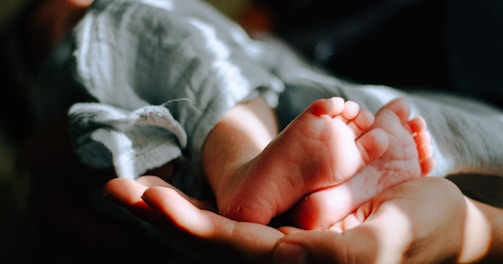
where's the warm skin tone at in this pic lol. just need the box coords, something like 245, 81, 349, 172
203, 96, 386, 225
203, 96, 434, 228
104, 176, 503, 264
23, 0, 503, 262
291, 97, 435, 229
22, 0, 432, 229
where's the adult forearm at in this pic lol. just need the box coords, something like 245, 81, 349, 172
459, 197, 503, 263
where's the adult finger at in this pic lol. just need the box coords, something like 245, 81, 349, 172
104, 177, 152, 216
142, 186, 284, 263
137, 175, 216, 211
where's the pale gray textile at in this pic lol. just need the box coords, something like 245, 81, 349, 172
55, 0, 284, 196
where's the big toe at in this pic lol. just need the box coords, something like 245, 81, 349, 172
309, 97, 345, 116
378, 97, 412, 123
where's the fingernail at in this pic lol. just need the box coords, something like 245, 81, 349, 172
274, 243, 308, 264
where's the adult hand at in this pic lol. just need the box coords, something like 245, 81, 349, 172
104, 176, 284, 264
105, 176, 502, 264
273, 177, 500, 264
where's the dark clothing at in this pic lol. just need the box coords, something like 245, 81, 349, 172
259, 0, 503, 107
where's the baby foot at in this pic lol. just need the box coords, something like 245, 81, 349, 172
292, 97, 436, 229
218, 97, 389, 224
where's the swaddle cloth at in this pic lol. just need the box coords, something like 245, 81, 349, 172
63, 0, 284, 196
